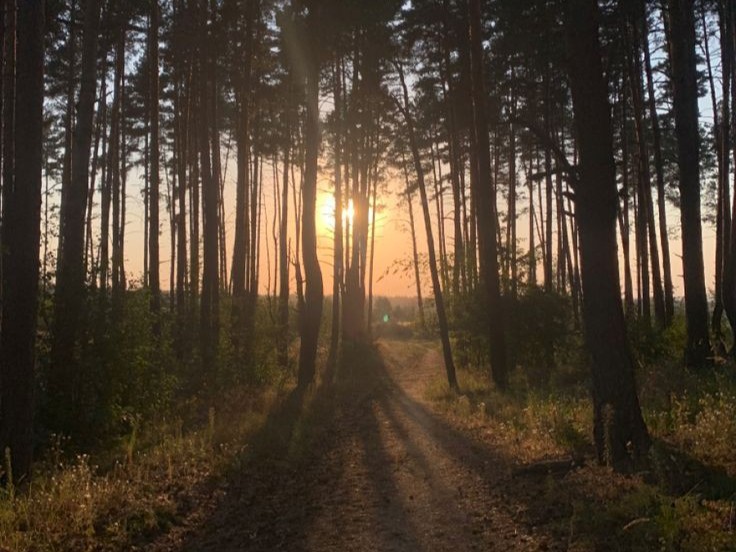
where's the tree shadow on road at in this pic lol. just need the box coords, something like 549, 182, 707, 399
152, 341, 736, 551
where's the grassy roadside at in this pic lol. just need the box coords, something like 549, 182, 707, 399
425, 358, 736, 551
0, 385, 284, 552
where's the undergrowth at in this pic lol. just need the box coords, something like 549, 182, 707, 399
0, 386, 280, 551
425, 314, 736, 551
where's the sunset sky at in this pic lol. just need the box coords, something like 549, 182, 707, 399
87, 149, 716, 301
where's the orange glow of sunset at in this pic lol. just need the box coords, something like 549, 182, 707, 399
319, 194, 354, 233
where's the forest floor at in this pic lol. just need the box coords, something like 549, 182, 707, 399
144, 339, 571, 552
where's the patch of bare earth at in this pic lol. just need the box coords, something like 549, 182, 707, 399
145, 340, 567, 551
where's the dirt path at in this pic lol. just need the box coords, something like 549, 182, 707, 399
146, 339, 565, 551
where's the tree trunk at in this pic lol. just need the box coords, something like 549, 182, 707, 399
199, 0, 219, 374
641, 7, 674, 325
527, 146, 537, 286
543, 72, 554, 292
50, 0, 101, 435
403, 154, 426, 331
58, 0, 77, 268
468, 0, 508, 389
0, 0, 44, 481
508, 112, 518, 300
627, 10, 666, 327
110, 30, 124, 313
619, 85, 635, 316
366, 174, 378, 335
173, 1, 189, 330
1, 0, 15, 314
666, 0, 711, 367
327, 57, 343, 373
565, 0, 650, 470
297, 5, 324, 388
149, 0, 161, 331
397, 63, 458, 392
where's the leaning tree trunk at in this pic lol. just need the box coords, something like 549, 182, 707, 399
0, 0, 44, 482
397, 63, 458, 392
565, 0, 650, 470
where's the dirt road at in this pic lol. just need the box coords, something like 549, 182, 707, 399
147, 339, 564, 551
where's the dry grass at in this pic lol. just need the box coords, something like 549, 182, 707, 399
0, 386, 281, 552
425, 362, 736, 551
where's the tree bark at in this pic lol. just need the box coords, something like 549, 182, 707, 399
468, 0, 508, 389
565, 0, 650, 470
666, 0, 711, 367
327, 57, 343, 373
199, 0, 219, 374
403, 155, 426, 331
50, 0, 101, 434
297, 4, 324, 388
397, 62, 458, 392
0, 0, 44, 481
149, 0, 161, 331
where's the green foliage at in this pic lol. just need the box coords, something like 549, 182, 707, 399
627, 313, 687, 369
506, 286, 575, 387
449, 285, 578, 388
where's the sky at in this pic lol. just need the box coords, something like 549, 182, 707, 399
43, 10, 724, 303
89, 147, 717, 303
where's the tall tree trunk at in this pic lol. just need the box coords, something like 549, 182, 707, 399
397, 62, 458, 391
84, 80, 103, 278
0, 0, 44, 481
543, 71, 554, 292
507, 112, 518, 300
58, 0, 77, 268
468, 0, 508, 389
50, 0, 101, 435
565, 0, 650, 470
619, 86, 635, 315
149, 0, 161, 331
366, 174, 378, 335
173, 5, 189, 330
627, 10, 666, 327
716, 1, 736, 345
1, 0, 15, 312
527, 146, 537, 286
666, 0, 711, 367
297, 5, 324, 388
327, 57, 343, 373
641, 6, 675, 324
189, 101, 200, 305
110, 30, 124, 312
403, 154, 426, 331
199, 0, 219, 375
439, 22, 465, 301
279, 111, 291, 369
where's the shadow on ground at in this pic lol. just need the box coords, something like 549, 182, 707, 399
145, 339, 736, 551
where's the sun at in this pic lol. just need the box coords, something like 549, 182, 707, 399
319, 194, 354, 232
